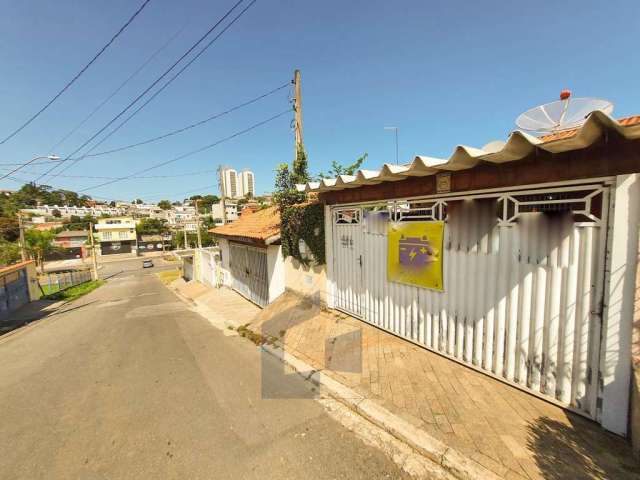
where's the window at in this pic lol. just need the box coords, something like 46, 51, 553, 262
119, 231, 128, 239
102, 232, 112, 240
334, 208, 361, 224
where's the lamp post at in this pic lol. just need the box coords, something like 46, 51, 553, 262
0, 154, 61, 181
384, 127, 399, 165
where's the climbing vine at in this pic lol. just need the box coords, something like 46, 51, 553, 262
281, 202, 325, 266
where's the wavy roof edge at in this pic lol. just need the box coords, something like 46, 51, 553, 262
296, 111, 640, 193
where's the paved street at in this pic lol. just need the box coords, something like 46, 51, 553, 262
0, 264, 410, 480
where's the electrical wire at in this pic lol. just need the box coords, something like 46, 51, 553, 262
36, 0, 254, 184
48, 22, 188, 153
0, 0, 153, 145
80, 82, 288, 158
49, 0, 259, 181
77, 108, 291, 193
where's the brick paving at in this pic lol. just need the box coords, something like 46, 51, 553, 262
250, 291, 640, 480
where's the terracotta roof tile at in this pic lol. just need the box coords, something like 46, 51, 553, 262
210, 206, 280, 242
540, 115, 640, 143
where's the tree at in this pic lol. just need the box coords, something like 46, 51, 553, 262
157, 200, 172, 210
0, 216, 20, 242
134, 198, 144, 204
317, 152, 368, 179
291, 145, 310, 185
136, 218, 167, 235
273, 162, 306, 212
62, 214, 97, 231
51, 208, 62, 218
0, 240, 21, 267
109, 201, 116, 207
24, 229, 57, 273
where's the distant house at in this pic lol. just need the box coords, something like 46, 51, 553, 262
210, 205, 284, 307
94, 217, 137, 256
51, 230, 89, 260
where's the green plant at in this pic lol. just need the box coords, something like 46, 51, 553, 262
24, 229, 57, 272
317, 152, 367, 179
280, 202, 325, 266
45, 280, 105, 301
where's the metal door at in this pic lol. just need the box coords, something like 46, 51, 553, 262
230, 243, 269, 307
335, 184, 611, 421
331, 208, 364, 317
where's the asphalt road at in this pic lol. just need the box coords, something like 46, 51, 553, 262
0, 261, 410, 479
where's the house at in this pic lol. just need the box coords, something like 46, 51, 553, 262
94, 217, 137, 256
297, 111, 640, 443
210, 200, 238, 224
52, 230, 89, 260
210, 206, 284, 307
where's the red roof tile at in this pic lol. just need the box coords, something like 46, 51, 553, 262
210, 206, 280, 242
540, 115, 640, 143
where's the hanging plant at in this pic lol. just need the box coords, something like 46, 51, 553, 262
281, 202, 325, 266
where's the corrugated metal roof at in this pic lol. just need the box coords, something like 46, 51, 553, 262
210, 206, 280, 242
298, 111, 640, 193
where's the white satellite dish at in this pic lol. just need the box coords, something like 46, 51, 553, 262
516, 90, 614, 135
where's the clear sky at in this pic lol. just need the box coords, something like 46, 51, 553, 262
0, 0, 638, 202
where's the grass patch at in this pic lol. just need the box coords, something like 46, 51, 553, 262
236, 324, 279, 346
157, 269, 180, 285
45, 280, 105, 302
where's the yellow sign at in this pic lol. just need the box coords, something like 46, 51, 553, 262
387, 221, 444, 291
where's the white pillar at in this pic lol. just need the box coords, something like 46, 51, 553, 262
324, 204, 335, 309
601, 174, 640, 435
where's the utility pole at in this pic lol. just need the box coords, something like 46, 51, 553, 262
17, 212, 27, 261
88, 222, 99, 280
183, 224, 188, 249
195, 199, 202, 249
221, 196, 227, 224
293, 69, 304, 153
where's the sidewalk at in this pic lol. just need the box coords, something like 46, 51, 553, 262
168, 281, 639, 479
251, 292, 639, 480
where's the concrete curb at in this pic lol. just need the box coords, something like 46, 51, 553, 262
260, 343, 502, 480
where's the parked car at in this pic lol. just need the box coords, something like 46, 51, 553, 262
142, 259, 154, 268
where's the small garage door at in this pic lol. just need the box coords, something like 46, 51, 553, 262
230, 243, 269, 307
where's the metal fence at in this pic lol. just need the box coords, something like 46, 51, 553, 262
40, 270, 93, 295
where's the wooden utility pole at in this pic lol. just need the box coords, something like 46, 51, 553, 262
88, 222, 99, 280
17, 212, 27, 261
293, 69, 304, 151
195, 199, 202, 249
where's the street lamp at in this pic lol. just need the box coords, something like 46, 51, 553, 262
384, 127, 399, 165
0, 154, 61, 181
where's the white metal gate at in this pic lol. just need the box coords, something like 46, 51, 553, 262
230, 243, 269, 307
331, 183, 610, 420
332, 208, 364, 317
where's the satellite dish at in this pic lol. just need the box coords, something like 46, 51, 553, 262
516, 90, 614, 134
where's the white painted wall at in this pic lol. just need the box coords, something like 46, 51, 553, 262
267, 244, 285, 303
284, 257, 327, 306
217, 238, 233, 287
601, 174, 640, 436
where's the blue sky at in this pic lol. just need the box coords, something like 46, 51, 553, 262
0, 0, 638, 201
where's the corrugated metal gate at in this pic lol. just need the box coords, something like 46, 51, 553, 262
230, 243, 269, 307
331, 182, 610, 421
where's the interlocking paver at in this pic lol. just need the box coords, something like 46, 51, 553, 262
244, 291, 639, 480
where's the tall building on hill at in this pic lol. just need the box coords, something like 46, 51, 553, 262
239, 170, 255, 198
218, 166, 255, 199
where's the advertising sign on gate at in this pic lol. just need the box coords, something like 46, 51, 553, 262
387, 221, 444, 291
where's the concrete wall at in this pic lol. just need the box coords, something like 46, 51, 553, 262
25, 261, 41, 301
631, 223, 640, 458
284, 257, 327, 306
267, 245, 285, 303
217, 238, 232, 287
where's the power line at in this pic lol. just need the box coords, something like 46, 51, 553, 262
0, 0, 153, 146
49, 0, 259, 181
0, 166, 221, 180
36, 0, 254, 184
77, 108, 291, 193
79, 82, 288, 159
49, 22, 188, 153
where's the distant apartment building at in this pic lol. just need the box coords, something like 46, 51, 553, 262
210, 200, 238, 224
218, 166, 255, 199
94, 217, 137, 256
